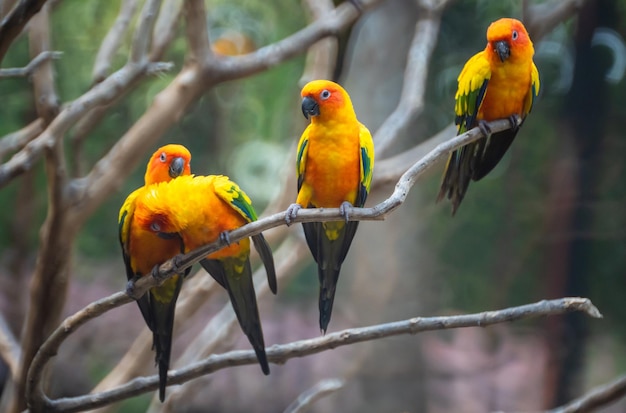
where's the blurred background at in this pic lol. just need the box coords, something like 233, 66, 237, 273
0, 0, 625, 412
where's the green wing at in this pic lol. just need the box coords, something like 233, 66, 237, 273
118, 188, 143, 284
523, 62, 540, 116
357, 124, 374, 208
213, 175, 257, 223
213, 175, 277, 294
295, 126, 310, 192
454, 52, 491, 134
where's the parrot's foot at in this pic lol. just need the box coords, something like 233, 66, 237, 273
219, 231, 231, 246
477, 120, 492, 138
339, 201, 354, 222
285, 203, 302, 225
125, 275, 143, 299
508, 114, 522, 131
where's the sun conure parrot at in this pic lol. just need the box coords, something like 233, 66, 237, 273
437, 18, 540, 215
118, 144, 191, 402
132, 174, 276, 375
286, 79, 374, 334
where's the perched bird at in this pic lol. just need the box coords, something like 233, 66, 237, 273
437, 18, 540, 215
118, 144, 191, 402
133, 174, 276, 375
286, 79, 374, 334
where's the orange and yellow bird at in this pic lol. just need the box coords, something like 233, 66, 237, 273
118, 144, 191, 402
437, 18, 540, 215
286, 80, 374, 334
133, 174, 276, 375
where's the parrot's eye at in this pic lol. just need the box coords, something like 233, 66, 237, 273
320, 90, 331, 100
512, 30, 518, 40
159, 152, 167, 163
150, 222, 161, 232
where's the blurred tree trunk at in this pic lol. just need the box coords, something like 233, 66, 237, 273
542, 0, 614, 407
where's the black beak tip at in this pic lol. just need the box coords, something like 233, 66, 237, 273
495, 40, 510, 62
301, 96, 319, 120
168, 157, 185, 178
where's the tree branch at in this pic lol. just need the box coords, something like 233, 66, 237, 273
33, 297, 601, 412
283, 378, 345, 413
0, 0, 48, 65
206, 0, 386, 81
0, 118, 45, 161
129, 0, 162, 64
374, 0, 450, 156
92, 0, 139, 83
548, 374, 626, 413
0, 50, 61, 78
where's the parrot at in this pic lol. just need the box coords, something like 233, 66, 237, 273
437, 17, 540, 215
132, 174, 276, 376
118, 144, 191, 401
286, 79, 374, 334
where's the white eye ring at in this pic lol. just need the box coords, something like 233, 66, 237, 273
320, 90, 331, 100
512, 30, 518, 40
159, 152, 167, 163
150, 222, 161, 232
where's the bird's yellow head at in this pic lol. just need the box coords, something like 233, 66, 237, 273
300, 80, 356, 123
134, 181, 188, 238
144, 144, 192, 185
485, 18, 534, 64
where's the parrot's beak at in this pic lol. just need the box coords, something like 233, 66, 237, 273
301, 96, 320, 119
494, 40, 510, 62
169, 157, 185, 178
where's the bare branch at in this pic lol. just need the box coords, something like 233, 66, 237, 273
548, 374, 626, 413
0, 118, 45, 161
36, 298, 600, 412
206, 0, 386, 81
0, 60, 164, 188
26, 292, 132, 412
129, 0, 162, 64
298, 0, 337, 86
0, 313, 20, 379
28, 3, 60, 123
150, 0, 183, 61
0, 50, 61, 78
184, 0, 212, 64
92, 0, 139, 83
374, 0, 450, 156
0, 0, 48, 65
284, 378, 346, 413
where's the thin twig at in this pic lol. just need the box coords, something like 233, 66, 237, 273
150, 0, 183, 61
283, 378, 346, 413
0, 119, 45, 161
184, 0, 212, 64
206, 0, 386, 80
129, 0, 162, 64
37, 298, 601, 412
0, 51, 62, 78
92, 0, 139, 83
374, 0, 450, 156
547, 374, 626, 413
298, 0, 337, 86
0, 0, 48, 65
